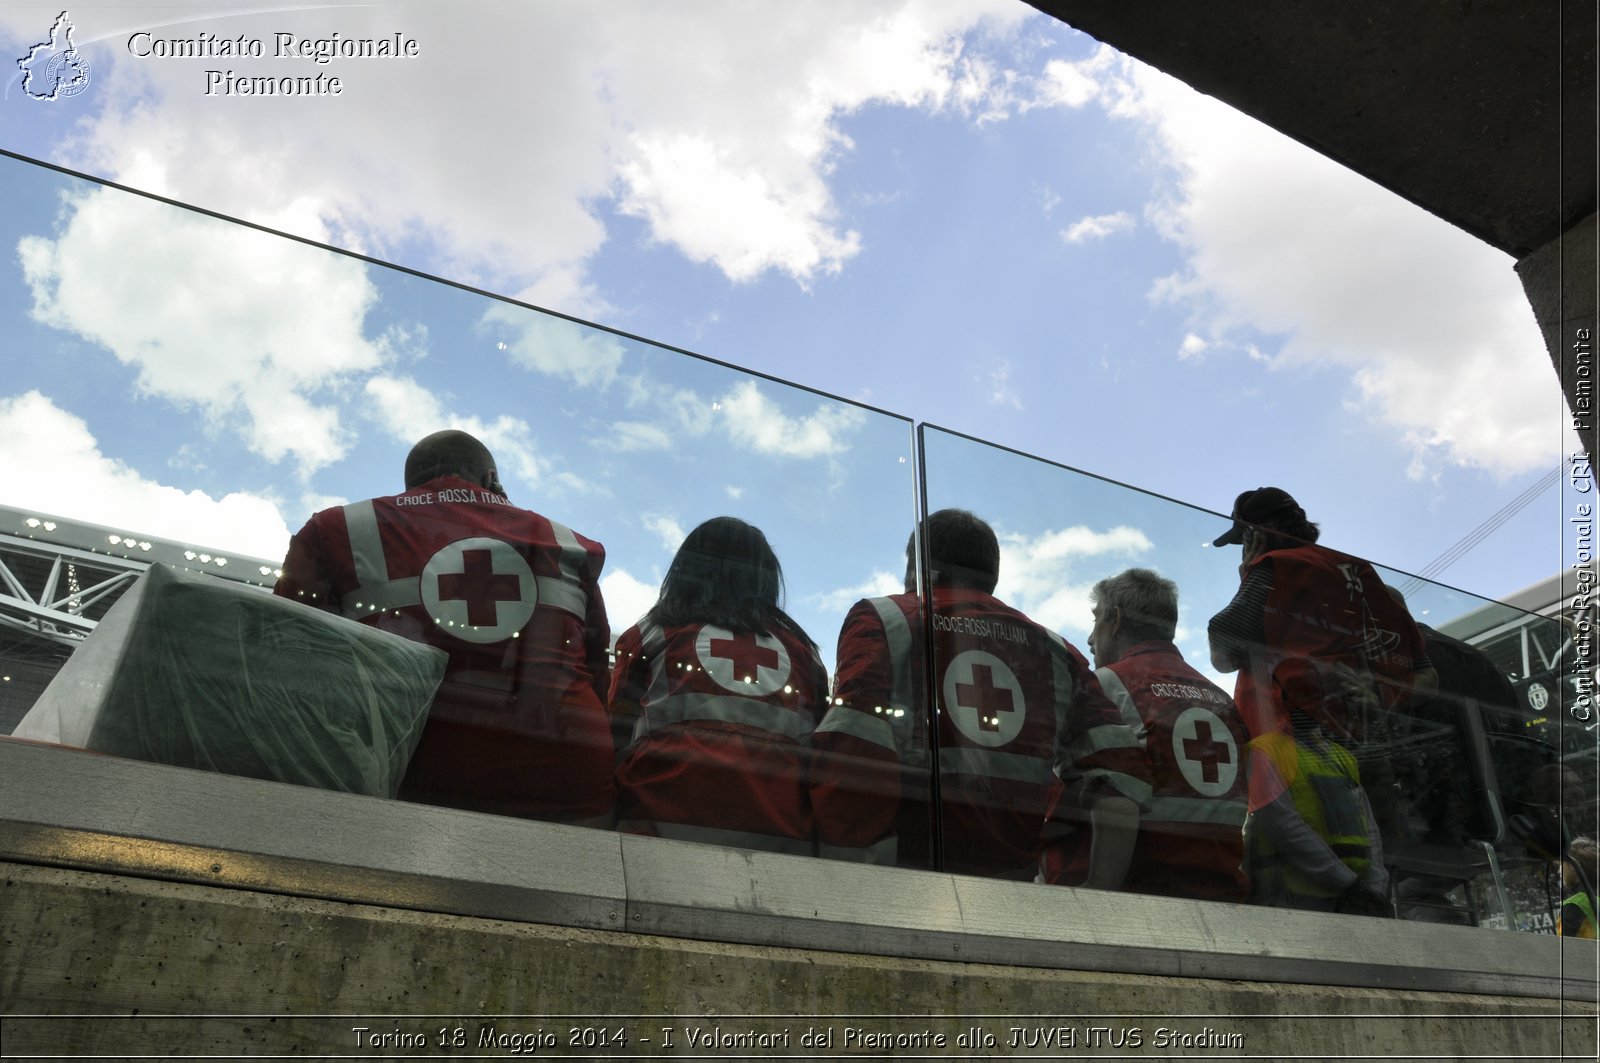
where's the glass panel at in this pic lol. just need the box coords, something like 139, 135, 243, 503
1402, 573, 1600, 933
918, 426, 1251, 891
3, 145, 1596, 1001
918, 424, 1598, 947
0, 151, 920, 852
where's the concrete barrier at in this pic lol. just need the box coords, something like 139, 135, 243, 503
2, 862, 1594, 1060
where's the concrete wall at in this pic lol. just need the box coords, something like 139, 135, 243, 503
1518, 210, 1599, 460
3, 861, 1595, 1061
2, 741, 1596, 1060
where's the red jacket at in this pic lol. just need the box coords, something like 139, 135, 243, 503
1232, 545, 1429, 742
1074, 641, 1249, 901
274, 475, 614, 821
609, 617, 828, 853
812, 589, 1151, 879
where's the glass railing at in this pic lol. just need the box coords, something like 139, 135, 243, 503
1, 148, 1595, 958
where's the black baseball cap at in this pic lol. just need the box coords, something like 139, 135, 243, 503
1212, 487, 1304, 547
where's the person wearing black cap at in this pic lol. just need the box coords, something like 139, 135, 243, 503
1206, 487, 1435, 915
1206, 486, 1435, 741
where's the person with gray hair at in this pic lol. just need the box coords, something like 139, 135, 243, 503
1041, 568, 1250, 901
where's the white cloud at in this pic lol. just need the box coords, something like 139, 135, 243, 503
1011, 524, 1154, 563
606, 376, 720, 452
810, 568, 906, 613
618, 133, 863, 285
601, 375, 721, 453
604, 422, 678, 453
718, 380, 867, 459
362, 375, 544, 490
986, 360, 1023, 409
606, 0, 1028, 283
482, 304, 626, 390
994, 524, 1155, 636
18, 186, 382, 477
9, 1, 1031, 306
601, 567, 661, 636
298, 491, 349, 517
642, 514, 687, 554
1178, 333, 1209, 361
1033, 54, 1105, 110
1029, 45, 1559, 478
0, 391, 291, 560
1060, 210, 1135, 244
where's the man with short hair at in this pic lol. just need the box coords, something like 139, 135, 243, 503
811, 508, 1151, 882
274, 429, 615, 823
1058, 567, 1249, 902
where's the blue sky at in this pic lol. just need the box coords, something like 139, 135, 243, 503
0, 2, 1577, 676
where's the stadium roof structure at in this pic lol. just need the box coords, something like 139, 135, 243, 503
0, 504, 278, 731
0, 503, 278, 648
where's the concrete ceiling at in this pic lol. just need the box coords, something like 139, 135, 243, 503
1029, 1, 1597, 259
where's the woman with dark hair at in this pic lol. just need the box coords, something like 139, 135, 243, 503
608, 517, 828, 854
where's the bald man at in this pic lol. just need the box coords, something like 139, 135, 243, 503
275, 430, 614, 824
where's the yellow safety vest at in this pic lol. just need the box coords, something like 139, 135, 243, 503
1249, 731, 1372, 899
1560, 892, 1597, 939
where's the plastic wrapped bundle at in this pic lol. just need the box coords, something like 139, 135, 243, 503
14, 562, 446, 798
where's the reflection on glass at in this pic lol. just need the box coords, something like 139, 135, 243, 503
919, 425, 1597, 936
272, 428, 618, 822
0, 151, 919, 842
0, 148, 1595, 974
1398, 572, 1598, 932
1079, 565, 1251, 903
812, 517, 935, 870
919, 426, 1250, 891
610, 517, 829, 854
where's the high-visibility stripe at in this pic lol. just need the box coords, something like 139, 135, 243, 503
813, 705, 897, 751
938, 745, 1052, 785
628, 620, 816, 751
1145, 795, 1247, 827
1093, 667, 1146, 732
544, 520, 592, 618
342, 500, 387, 585
535, 575, 587, 618
631, 692, 815, 745
1062, 722, 1146, 762
1080, 767, 1155, 806
339, 499, 398, 618
336, 501, 590, 621
870, 596, 915, 712
340, 570, 581, 621
1043, 629, 1075, 739
637, 617, 673, 705
340, 577, 421, 619
636, 614, 681, 714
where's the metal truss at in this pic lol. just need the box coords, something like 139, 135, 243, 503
0, 505, 280, 650
0, 533, 140, 647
